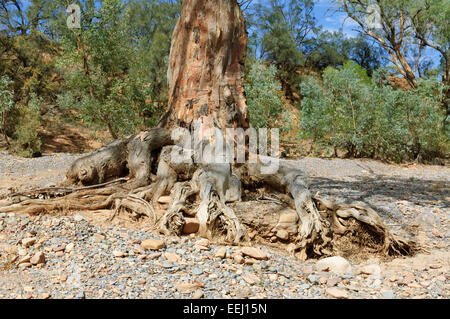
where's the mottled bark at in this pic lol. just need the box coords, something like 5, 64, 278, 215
160, 0, 250, 131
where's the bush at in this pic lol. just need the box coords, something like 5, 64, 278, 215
12, 93, 42, 158
300, 61, 447, 162
245, 59, 284, 129
0, 75, 15, 142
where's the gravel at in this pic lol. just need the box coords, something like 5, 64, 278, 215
0, 153, 449, 299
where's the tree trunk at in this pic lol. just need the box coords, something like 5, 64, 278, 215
160, 0, 250, 132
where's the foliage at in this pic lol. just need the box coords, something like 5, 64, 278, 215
12, 93, 42, 157
301, 61, 448, 162
57, 0, 179, 139
0, 75, 16, 141
245, 59, 285, 129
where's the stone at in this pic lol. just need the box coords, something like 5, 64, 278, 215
30, 252, 45, 265
276, 229, 289, 240
53, 245, 66, 252
18, 248, 27, 256
113, 250, 125, 258
326, 287, 349, 299
196, 238, 210, 247
39, 293, 51, 299
141, 239, 165, 250
157, 196, 172, 204
359, 264, 382, 276
18, 262, 32, 269
55, 251, 64, 257
279, 209, 299, 224
65, 243, 74, 252
214, 247, 227, 259
327, 277, 341, 286
233, 254, 244, 264
315, 256, 352, 274
192, 290, 204, 299
183, 218, 200, 234
268, 274, 278, 281
18, 255, 31, 264
241, 247, 268, 260
165, 252, 181, 262
242, 273, 261, 285
22, 237, 36, 248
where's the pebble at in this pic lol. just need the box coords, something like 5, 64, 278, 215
141, 239, 165, 250
326, 287, 349, 299
30, 252, 45, 265
214, 247, 227, 259
22, 237, 36, 248
315, 256, 352, 274
241, 247, 268, 260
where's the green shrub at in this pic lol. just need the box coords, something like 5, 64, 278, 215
0, 75, 15, 142
300, 61, 448, 162
245, 59, 284, 129
12, 93, 42, 158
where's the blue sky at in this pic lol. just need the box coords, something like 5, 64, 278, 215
313, 0, 360, 37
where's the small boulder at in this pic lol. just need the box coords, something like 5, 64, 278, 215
241, 247, 268, 260
315, 256, 352, 274
326, 287, 349, 299
30, 252, 45, 265
22, 238, 36, 248
183, 218, 200, 234
214, 247, 227, 259
141, 239, 166, 250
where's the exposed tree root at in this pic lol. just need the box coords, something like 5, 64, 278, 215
0, 129, 417, 261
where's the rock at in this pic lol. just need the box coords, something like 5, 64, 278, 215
214, 247, 227, 259
176, 283, 198, 291
18, 262, 32, 269
18, 255, 31, 264
315, 256, 352, 274
22, 237, 36, 248
39, 293, 51, 299
327, 277, 340, 286
183, 218, 200, 234
268, 274, 278, 281
141, 239, 165, 250
53, 245, 66, 252
192, 290, 204, 299
359, 264, 382, 276
233, 254, 244, 264
241, 247, 268, 260
276, 229, 289, 240
157, 196, 172, 204
242, 273, 261, 285
65, 243, 74, 252
164, 252, 181, 262
196, 238, 210, 247
279, 209, 299, 224
326, 287, 349, 299
18, 249, 27, 256
113, 250, 125, 258
55, 251, 64, 257
30, 252, 45, 265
